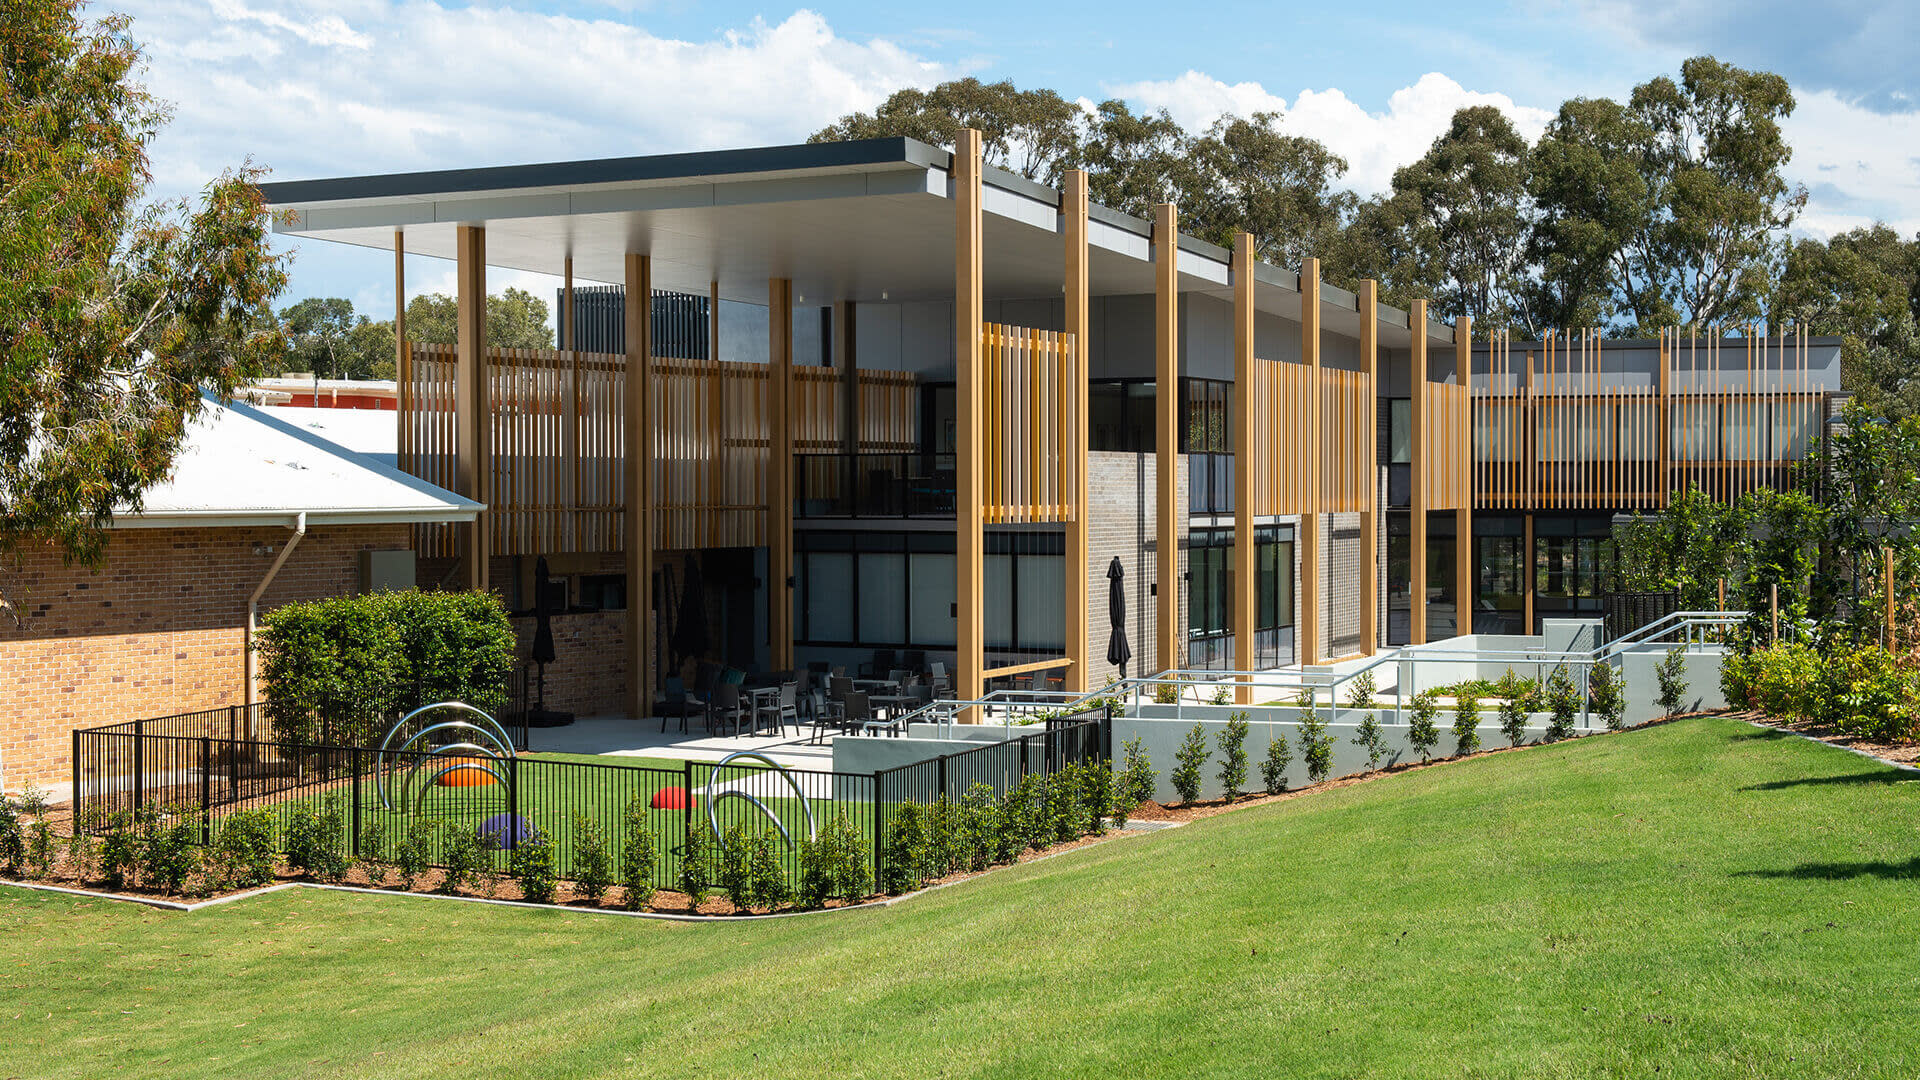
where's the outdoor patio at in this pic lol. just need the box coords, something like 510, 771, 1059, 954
524, 714, 839, 770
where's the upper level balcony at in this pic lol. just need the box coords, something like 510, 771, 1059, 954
794, 453, 957, 519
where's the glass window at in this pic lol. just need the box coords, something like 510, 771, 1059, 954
1016, 555, 1066, 651
804, 552, 854, 642
857, 552, 906, 644
908, 553, 955, 646
1390, 399, 1412, 464
1672, 402, 1720, 461
985, 553, 1014, 650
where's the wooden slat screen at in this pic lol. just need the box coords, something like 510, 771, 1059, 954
980, 323, 1078, 524
1318, 367, 1374, 513
402, 344, 923, 556
1248, 356, 1313, 516
1472, 326, 1819, 510
1423, 379, 1471, 511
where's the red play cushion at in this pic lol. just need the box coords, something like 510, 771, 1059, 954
651, 786, 694, 810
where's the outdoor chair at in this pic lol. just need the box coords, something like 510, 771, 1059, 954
860, 649, 897, 678
757, 681, 801, 738
656, 676, 694, 734
928, 661, 951, 697
902, 649, 927, 674
844, 690, 878, 736
807, 688, 844, 744
709, 682, 749, 738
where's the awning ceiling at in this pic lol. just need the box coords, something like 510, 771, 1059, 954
263, 138, 1452, 351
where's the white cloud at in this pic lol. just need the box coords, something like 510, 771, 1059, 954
127, 4, 949, 197
1779, 90, 1920, 239
1109, 71, 1554, 195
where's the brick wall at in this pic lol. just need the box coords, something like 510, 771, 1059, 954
510, 611, 628, 718
1084, 451, 1187, 686
0, 523, 409, 794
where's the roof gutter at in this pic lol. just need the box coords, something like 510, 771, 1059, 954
244, 512, 307, 707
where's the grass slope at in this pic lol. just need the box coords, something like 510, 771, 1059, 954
6, 717, 1918, 1079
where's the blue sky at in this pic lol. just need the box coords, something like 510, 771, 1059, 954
124, 1, 1920, 327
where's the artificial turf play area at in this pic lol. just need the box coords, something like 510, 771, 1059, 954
5, 716, 1917, 1079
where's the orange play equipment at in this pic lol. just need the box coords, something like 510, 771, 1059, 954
433, 757, 501, 787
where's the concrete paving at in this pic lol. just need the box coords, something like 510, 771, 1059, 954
525, 714, 838, 771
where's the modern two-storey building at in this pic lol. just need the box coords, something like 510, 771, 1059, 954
260, 132, 1842, 717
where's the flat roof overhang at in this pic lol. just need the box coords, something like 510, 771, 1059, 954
262, 137, 1452, 352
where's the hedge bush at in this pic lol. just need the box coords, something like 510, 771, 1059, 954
256, 589, 516, 745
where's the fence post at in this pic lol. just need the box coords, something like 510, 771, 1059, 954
70, 729, 81, 826
228, 705, 240, 802
937, 753, 948, 802
200, 736, 212, 844
870, 770, 884, 888
682, 759, 694, 843
351, 746, 363, 858
508, 755, 521, 835
133, 719, 145, 811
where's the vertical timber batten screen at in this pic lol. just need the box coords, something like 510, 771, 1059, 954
1248, 357, 1314, 515
1470, 326, 1820, 511
979, 323, 1078, 525
403, 344, 920, 555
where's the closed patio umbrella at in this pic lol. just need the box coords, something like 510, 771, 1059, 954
671, 554, 711, 667
1105, 556, 1132, 679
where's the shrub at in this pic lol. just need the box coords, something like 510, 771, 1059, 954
717, 823, 752, 905
820, 811, 870, 904
141, 808, 202, 897
14, 786, 53, 878
1260, 731, 1293, 793
64, 821, 98, 884
1452, 691, 1482, 756
358, 817, 391, 887
996, 776, 1041, 858
798, 835, 833, 908
209, 809, 278, 890
1545, 666, 1580, 740
679, 821, 718, 905
1493, 667, 1540, 708
1208, 683, 1231, 706
394, 815, 436, 891
880, 801, 930, 894
510, 830, 558, 903
620, 798, 659, 910
924, 796, 956, 876
958, 782, 997, 871
1498, 694, 1529, 747
1656, 647, 1691, 717
1351, 712, 1387, 771
256, 589, 517, 745
1345, 670, 1378, 710
1116, 737, 1156, 813
284, 798, 349, 882
99, 808, 144, 890
438, 820, 490, 895
571, 813, 613, 905
1216, 713, 1251, 801
1170, 724, 1210, 804
0, 795, 24, 876
1720, 647, 1755, 709
1047, 764, 1084, 843
1082, 759, 1114, 836
1589, 662, 1626, 731
1297, 697, 1332, 785
1746, 642, 1822, 722
1153, 676, 1185, 706
745, 829, 791, 911
1817, 643, 1920, 742
1406, 691, 1441, 763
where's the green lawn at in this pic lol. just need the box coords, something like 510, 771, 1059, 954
8, 717, 1919, 1079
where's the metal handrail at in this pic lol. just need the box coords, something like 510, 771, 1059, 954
870, 611, 1740, 738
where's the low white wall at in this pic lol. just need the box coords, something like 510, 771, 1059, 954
1118, 703, 1565, 803
1621, 644, 1727, 724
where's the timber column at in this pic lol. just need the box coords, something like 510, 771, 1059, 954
1154, 204, 1180, 676
1410, 299, 1429, 645
454, 225, 489, 592
1455, 316, 1473, 639
1230, 234, 1255, 701
769, 278, 795, 671
954, 129, 986, 703
1299, 259, 1323, 666
623, 255, 654, 716
1358, 279, 1380, 654
1063, 170, 1091, 692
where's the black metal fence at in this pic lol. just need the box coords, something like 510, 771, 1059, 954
70, 706, 1108, 897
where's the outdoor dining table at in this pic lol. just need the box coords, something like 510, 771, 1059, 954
745, 685, 781, 733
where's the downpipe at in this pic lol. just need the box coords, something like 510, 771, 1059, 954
243, 512, 308, 717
